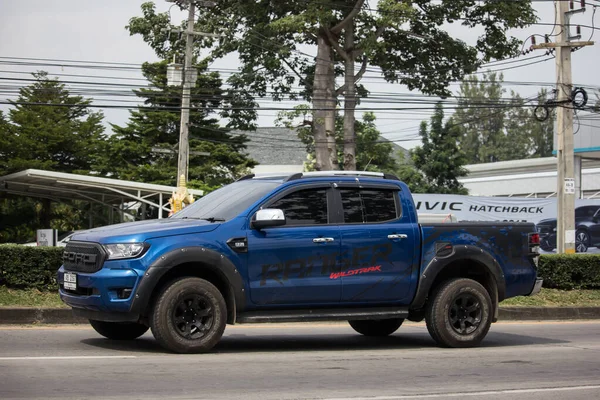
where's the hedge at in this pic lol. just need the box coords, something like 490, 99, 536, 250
538, 254, 600, 290
0, 245, 599, 291
0, 245, 64, 290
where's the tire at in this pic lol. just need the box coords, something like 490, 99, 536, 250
89, 320, 149, 340
150, 277, 227, 354
426, 278, 492, 348
576, 229, 590, 253
348, 318, 404, 337
540, 240, 553, 252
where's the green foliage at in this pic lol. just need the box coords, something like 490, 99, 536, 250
276, 108, 399, 172
130, 1, 537, 172
0, 73, 109, 243
455, 73, 555, 164
94, 61, 257, 189
0, 286, 66, 307
189, 0, 536, 97
0, 72, 106, 176
538, 254, 600, 290
454, 73, 506, 164
0, 245, 63, 290
411, 103, 468, 194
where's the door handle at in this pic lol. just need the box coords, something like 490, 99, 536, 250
313, 237, 335, 243
388, 234, 408, 240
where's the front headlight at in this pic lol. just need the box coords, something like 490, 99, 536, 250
104, 243, 147, 260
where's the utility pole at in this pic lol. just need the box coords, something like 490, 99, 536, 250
532, 0, 594, 254
177, 0, 196, 185
165, 0, 219, 214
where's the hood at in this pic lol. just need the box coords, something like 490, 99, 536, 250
71, 218, 221, 244
536, 218, 557, 226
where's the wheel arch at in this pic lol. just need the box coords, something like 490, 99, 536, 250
410, 246, 505, 322
130, 247, 245, 325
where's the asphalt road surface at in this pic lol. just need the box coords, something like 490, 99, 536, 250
1, 321, 599, 400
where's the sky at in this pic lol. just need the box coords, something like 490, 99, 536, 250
1, 0, 599, 150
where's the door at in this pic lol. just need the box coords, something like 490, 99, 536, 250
589, 208, 600, 246
337, 187, 419, 304
247, 186, 342, 306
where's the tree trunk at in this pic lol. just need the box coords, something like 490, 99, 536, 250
343, 20, 357, 171
312, 29, 338, 171
40, 198, 52, 228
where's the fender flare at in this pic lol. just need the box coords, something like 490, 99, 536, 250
410, 245, 506, 311
129, 247, 245, 319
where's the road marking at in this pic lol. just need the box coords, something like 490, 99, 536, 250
322, 385, 600, 399
0, 356, 137, 361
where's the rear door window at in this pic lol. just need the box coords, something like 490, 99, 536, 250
340, 189, 398, 223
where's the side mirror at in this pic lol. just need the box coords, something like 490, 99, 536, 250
252, 209, 286, 230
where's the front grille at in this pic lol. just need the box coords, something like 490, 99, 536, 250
63, 242, 106, 273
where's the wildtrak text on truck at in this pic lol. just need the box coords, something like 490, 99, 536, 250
58, 171, 543, 353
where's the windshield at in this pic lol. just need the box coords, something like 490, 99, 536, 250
171, 180, 281, 221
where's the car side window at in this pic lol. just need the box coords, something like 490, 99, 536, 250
577, 207, 596, 218
340, 189, 398, 223
269, 188, 329, 226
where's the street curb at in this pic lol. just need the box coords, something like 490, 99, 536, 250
0, 308, 86, 324
498, 307, 600, 321
1, 307, 600, 325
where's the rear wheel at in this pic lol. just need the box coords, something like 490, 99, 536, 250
576, 230, 590, 253
426, 278, 492, 348
348, 318, 404, 337
89, 320, 149, 340
150, 277, 227, 354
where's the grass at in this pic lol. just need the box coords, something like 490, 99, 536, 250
0, 286, 599, 308
0, 286, 67, 308
502, 288, 600, 307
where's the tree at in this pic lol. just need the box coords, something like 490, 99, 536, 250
454, 72, 508, 164
277, 107, 398, 172
454, 75, 556, 164
0, 72, 106, 176
412, 103, 468, 194
527, 89, 555, 158
95, 61, 257, 192
129, 1, 537, 171
0, 73, 108, 243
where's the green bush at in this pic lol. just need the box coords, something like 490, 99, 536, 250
0, 245, 64, 290
0, 245, 598, 292
539, 254, 600, 290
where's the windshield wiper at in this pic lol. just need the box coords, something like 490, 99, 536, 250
199, 217, 226, 223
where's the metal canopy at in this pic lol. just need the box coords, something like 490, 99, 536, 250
0, 169, 204, 221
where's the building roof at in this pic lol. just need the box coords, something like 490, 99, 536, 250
237, 127, 410, 166
0, 169, 203, 216
237, 127, 307, 166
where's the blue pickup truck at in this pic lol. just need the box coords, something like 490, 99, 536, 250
58, 171, 542, 353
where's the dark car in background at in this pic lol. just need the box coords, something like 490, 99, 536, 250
536, 205, 600, 252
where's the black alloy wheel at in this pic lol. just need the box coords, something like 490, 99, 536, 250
172, 294, 214, 340
576, 230, 590, 253
150, 277, 227, 354
448, 293, 482, 335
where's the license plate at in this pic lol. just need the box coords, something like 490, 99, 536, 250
64, 272, 77, 291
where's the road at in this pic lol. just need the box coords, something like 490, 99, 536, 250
0, 321, 599, 400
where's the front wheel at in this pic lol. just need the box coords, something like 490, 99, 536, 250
348, 318, 404, 337
150, 277, 227, 354
89, 320, 149, 340
426, 278, 492, 348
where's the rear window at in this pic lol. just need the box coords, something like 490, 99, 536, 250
340, 189, 398, 223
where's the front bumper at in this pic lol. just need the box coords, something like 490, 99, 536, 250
529, 278, 543, 296
58, 266, 141, 314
